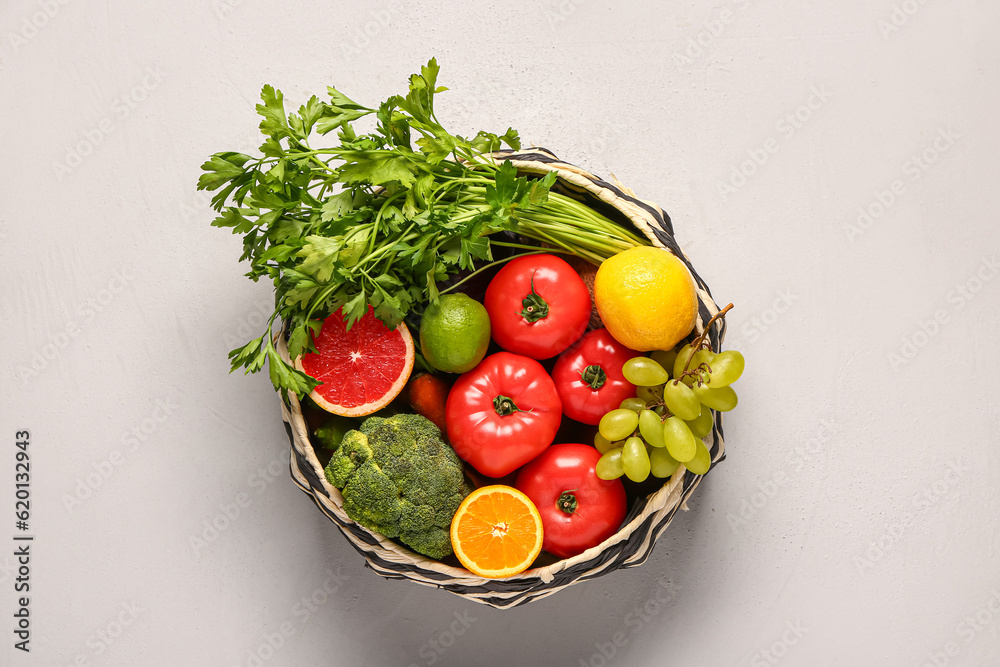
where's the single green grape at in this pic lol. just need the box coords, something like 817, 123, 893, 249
636, 384, 664, 404
622, 437, 651, 482
682, 441, 712, 475
707, 350, 745, 387
672, 344, 695, 379
596, 447, 625, 480
692, 384, 738, 412
599, 409, 640, 441
638, 410, 666, 448
685, 405, 713, 438
620, 397, 647, 412
691, 348, 717, 369
594, 432, 621, 455
663, 416, 697, 462
650, 448, 680, 478
622, 357, 669, 386
650, 349, 678, 376
663, 380, 700, 420
688, 351, 716, 385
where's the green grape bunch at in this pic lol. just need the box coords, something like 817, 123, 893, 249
594, 304, 744, 483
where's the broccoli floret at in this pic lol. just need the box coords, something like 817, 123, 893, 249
341, 460, 403, 537
323, 414, 470, 560
324, 430, 371, 488
400, 526, 452, 563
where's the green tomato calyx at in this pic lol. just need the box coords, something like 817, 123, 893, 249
557, 490, 579, 515
493, 395, 525, 417
520, 273, 549, 323
580, 364, 607, 390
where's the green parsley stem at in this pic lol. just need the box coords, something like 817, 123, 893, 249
438, 248, 575, 296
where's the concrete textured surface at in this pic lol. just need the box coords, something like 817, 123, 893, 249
2, 0, 999, 665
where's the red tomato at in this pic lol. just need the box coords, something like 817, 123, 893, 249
551, 329, 639, 425
515, 443, 627, 558
445, 352, 563, 478
484, 254, 592, 359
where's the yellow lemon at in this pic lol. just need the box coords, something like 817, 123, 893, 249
594, 246, 698, 351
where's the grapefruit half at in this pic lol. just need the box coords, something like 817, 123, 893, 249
294, 306, 415, 417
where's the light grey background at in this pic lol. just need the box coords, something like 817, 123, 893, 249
2, 0, 999, 665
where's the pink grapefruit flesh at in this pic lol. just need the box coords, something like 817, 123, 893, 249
295, 307, 414, 417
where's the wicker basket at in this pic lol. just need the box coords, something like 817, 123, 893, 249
279, 148, 727, 609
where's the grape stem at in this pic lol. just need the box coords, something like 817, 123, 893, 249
628, 302, 734, 433
641, 401, 673, 422
680, 303, 734, 377
675, 368, 709, 385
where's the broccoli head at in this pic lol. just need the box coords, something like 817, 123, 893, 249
323, 413, 470, 560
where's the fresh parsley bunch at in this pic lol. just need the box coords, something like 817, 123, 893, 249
199, 59, 646, 394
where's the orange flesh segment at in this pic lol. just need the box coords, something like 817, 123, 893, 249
451, 486, 543, 577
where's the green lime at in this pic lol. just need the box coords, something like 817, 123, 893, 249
419, 294, 491, 373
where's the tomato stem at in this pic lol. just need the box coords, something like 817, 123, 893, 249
493, 395, 525, 416
519, 272, 549, 323
580, 364, 607, 390
557, 490, 578, 515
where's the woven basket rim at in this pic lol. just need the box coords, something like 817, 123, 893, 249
278, 148, 727, 603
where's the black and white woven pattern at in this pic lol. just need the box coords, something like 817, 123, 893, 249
279, 149, 726, 609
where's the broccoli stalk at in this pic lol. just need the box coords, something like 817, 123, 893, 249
323, 414, 470, 560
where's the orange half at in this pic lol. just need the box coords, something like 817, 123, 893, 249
450, 485, 544, 579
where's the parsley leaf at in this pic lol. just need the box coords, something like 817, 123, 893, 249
202, 59, 645, 395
